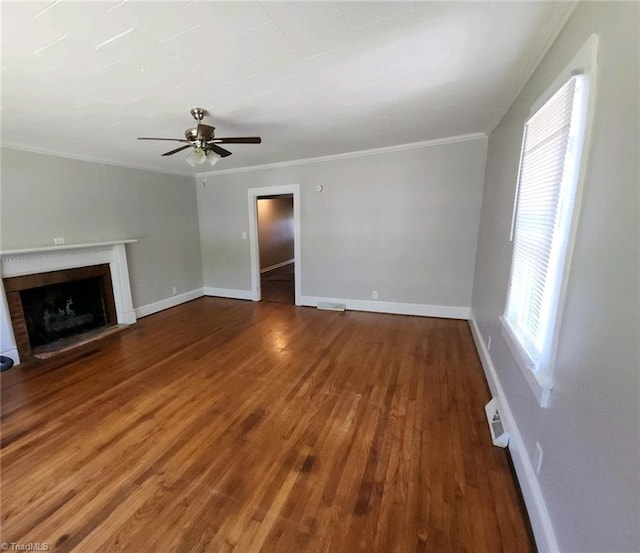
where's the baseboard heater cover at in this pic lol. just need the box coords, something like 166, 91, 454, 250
317, 302, 346, 312
485, 398, 509, 448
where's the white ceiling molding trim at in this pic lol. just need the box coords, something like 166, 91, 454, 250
0, 143, 194, 178
195, 132, 487, 178
484, 1, 579, 135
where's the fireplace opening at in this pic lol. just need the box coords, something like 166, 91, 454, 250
3, 263, 119, 361
20, 277, 107, 348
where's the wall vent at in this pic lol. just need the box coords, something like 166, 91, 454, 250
317, 302, 346, 312
485, 398, 509, 448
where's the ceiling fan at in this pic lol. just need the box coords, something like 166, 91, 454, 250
138, 108, 261, 166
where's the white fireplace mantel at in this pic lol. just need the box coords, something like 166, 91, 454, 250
0, 240, 138, 365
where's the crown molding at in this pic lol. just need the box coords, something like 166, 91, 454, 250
195, 132, 487, 178
484, 0, 579, 135
0, 143, 194, 178
2, 131, 488, 180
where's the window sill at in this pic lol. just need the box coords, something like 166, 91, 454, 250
499, 317, 553, 408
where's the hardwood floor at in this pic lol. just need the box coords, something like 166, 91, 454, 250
260, 263, 294, 304
0, 298, 534, 552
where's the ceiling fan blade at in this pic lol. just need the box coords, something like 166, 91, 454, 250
161, 145, 192, 157
138, 137, 191, 143
208, 144, 233, 157
213, 137, 262, 144
197, 124, 215, 141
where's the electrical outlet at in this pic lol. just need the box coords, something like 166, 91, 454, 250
487, 335, 492, 351
534, 442, 544, 474
241, 232, 247, 240
372, 290, 379, 300
54, 237, 65, 245
172, 287, 177, 296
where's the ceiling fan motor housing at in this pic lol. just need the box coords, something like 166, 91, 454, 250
186, 124, 216, 147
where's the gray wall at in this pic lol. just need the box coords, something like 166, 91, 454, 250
471, 3, 639, 552
257, 196, 294, 270
1, 148, 203, 308
197, 137, 487, 307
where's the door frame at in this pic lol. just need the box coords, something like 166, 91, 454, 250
247, 184, 301, 305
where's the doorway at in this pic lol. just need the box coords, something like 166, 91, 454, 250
248, 185, 301, 305
257, 194, 294, 304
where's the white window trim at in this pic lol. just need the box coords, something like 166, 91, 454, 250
501, 34, 599, 408
501, 316, 553, 407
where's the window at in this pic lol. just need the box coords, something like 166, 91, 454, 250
501, 36, 597, 407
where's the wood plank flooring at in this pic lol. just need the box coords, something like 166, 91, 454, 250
260, 263, 295, 304
0, 297, 534, 552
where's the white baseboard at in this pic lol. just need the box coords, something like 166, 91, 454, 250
135, 288, 205, 318
300, 295, 469, 320
260, 259, 294, 274
469, 311, 559, 553
204, 287, 258, 301
119, 310, 138, 325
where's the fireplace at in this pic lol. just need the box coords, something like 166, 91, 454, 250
4, 264, 118, 359
0, 240, 137, 366
22, 277, 107, 347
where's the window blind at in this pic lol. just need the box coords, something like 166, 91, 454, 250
505, 76, 579, 368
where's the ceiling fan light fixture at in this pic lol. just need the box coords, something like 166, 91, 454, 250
206, 150, 221, 166
186, 147, 206, 166
139, 108, 261, 162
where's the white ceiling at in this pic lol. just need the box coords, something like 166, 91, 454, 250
1, 1, 572, 175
